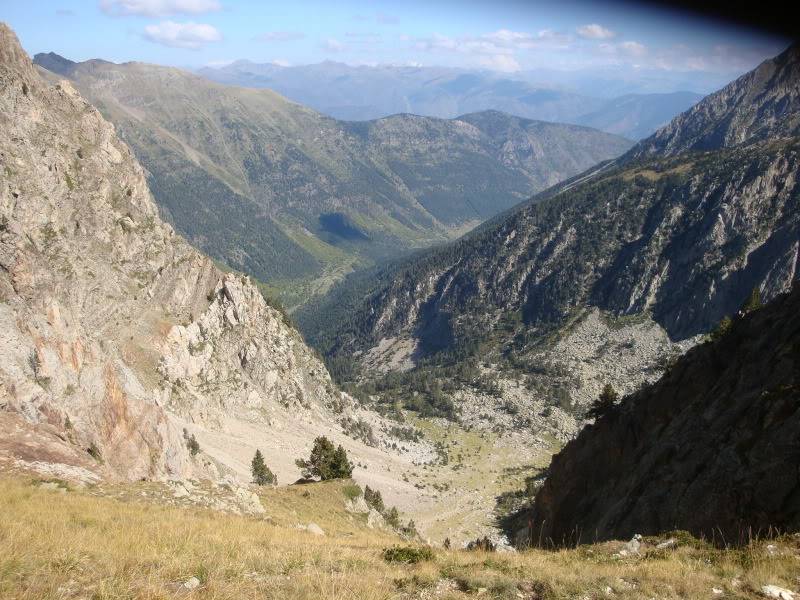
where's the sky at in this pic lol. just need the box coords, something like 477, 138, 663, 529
0, 0, 789, 80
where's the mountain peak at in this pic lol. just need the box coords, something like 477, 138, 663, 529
33, 51, 77, 76
629, 41, 800, 159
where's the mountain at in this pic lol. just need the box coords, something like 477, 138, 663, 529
198, 60, 703, 140
631, 44, 800, 158
35, 54, 631, 307
307, 43, 800, 428
513, 284, 800, 546
573, 91, 703, 141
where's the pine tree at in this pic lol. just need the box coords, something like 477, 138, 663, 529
251, 449, 276, 485
295, 436, 353, 480
585, 383, 619, 421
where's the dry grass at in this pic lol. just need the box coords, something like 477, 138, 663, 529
1, 475, 799, 599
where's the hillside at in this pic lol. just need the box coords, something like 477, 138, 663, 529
3, 472, 800, 599
307, 43, 800, 434
34, 53, 631, 307
198, 60, 703, 140
514, 284, 800, 547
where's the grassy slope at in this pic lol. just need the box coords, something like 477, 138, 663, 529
2, 475, 799, 599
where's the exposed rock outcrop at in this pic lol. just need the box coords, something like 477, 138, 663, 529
516, 285, 800, 546
630, 43, 800, 158
0, 22, 338, 481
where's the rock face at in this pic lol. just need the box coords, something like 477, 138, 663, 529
518, 285, 800, 546
631, 43, 800, 159
0, 23, 338, 481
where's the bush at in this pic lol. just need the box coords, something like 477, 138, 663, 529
382, 545, 434, 564
384, 506, 401, 528
466, 536, 496, 552
740, 287, 762, 314
364, 485, 385, 513
251, 449, 277, 485
342, 483, 362, 500
87, 442, 102, 463
295, 436, 353, 480
710, 315, 733, 342
183, 428, 200, 456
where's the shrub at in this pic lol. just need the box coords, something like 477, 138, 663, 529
183, 428, 200, 456
382, 545, 434, 564
466, 536, 496, 552
384, 506, 401, 528
342, 483, 362, 501
740, 287, 762, 314
710, 315, 733, 342
295, 436, 353, 480
251, 449, 277, 486
87, 442, 102, 463
364, 485, 385, 513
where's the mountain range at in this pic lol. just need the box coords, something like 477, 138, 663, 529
2, 17, 799, 557
34, 52, 631, 307
305, 42, 799, 427
199, 60, 704, 140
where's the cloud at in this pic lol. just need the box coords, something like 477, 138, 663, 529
577, 24, 616, 40
479, 54, 521, 72
321, 38, 345, 53
414, 29, 571, 55
100, 0, 221, 17
619, 40, 647, 57
255, 31, 305, 42
270, 59, 291, 67
143, 20, 222, 49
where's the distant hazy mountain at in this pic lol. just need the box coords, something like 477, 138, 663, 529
36, 53, 631, 306
198, 60, 703, 140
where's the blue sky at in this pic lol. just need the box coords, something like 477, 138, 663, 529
1, 0, 788, 78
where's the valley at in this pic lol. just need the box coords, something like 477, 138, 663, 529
0, 8, 799, 600
34, 53, 631, 309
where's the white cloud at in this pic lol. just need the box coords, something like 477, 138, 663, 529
255, 31, 305, 42
620, 40, 647, 57
577, 24, 616, 40
321, 38, 345, 53
143, 21, 222, 49
271, 59, 291, 67
479, 54, 521, 72
100, 0, 221, 17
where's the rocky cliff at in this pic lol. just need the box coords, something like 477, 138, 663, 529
516, 285, 800, 546
630, 43, 800, 158
0, 23, 339, 482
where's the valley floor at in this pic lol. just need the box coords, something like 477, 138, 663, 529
1, 474, 799, 600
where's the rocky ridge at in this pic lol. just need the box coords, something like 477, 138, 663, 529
631, 43, 800, 158
0, 22, 344, 482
